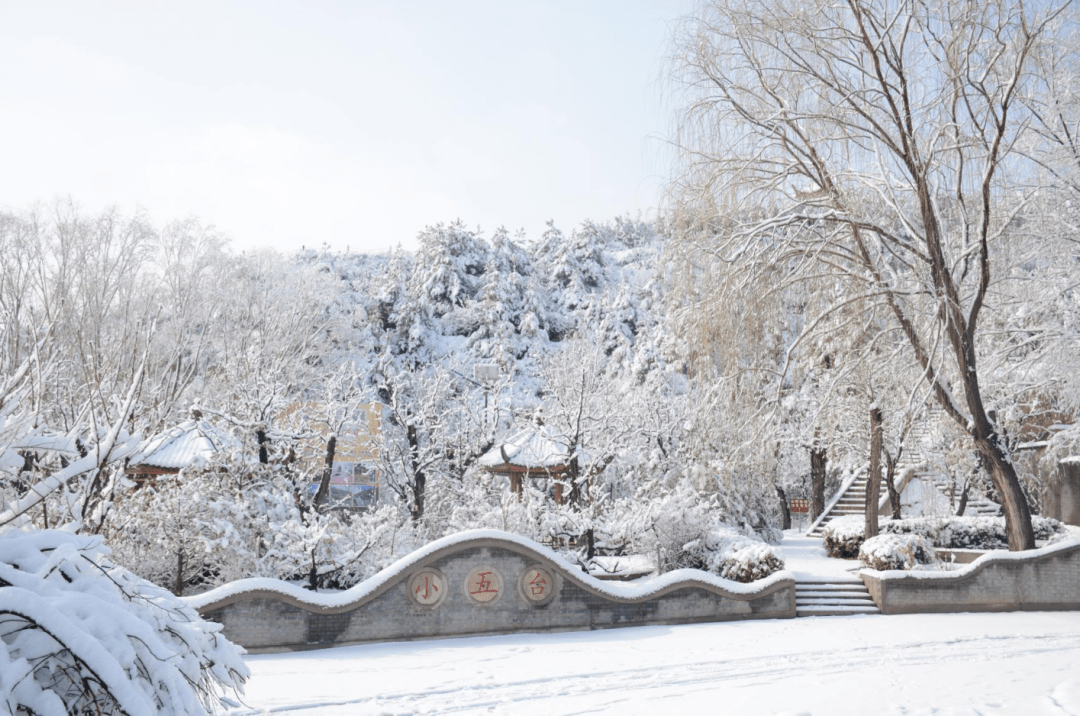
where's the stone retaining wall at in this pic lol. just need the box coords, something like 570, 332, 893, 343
189, 531, 795, 653
861, 539, 1080, 614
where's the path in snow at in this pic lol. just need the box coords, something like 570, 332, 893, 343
779, 529, 861, 580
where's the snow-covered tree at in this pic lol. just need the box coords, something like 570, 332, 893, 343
0, 530, 246, 715
667, 0, 1076, 549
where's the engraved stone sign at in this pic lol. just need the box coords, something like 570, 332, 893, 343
408, 569, 447, 607
465, 566, 502, 604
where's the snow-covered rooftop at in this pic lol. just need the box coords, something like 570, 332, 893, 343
478, 426, 571, 469
128, 419, 238, 470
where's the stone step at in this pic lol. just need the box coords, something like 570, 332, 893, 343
796, 597, 876, 607
794, 577, 864, 586
796, 605, 880, 616
795, 590, 871, 599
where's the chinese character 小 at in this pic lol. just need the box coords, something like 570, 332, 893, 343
415, 576, 439, 600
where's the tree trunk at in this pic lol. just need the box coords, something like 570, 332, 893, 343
256, 428, 269, 465
173, 549, 185, 597
407, 423, 425, 523
883, 448, 902, 520
567, 452, 583, 507
313, 434, 337, 507
956, 481, 969, 517
973, 432, 1033, 549
865, 407, 883, 539
810, 446, 827, 522
16, 451, 34, 496
308, 549, 318, 591
772, 441, 790, 529
775, 483, 792, 530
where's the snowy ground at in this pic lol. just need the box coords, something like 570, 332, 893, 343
781, 530, 863, 579
235, 534, 1080, 716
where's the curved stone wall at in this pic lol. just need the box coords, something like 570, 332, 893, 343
861, 538, 1080, 614
186, 530, 796, 652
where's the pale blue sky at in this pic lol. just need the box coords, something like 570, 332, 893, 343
0, 1, 695, 252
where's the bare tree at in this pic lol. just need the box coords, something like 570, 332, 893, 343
669, 0, 1071, 549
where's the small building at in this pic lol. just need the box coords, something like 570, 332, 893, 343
478, 426, 574, 503
125, 419, 238, 480
281, 402, 384, 510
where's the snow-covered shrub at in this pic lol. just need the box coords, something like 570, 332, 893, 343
106, 472, 217, 594
716, 541, 787, 582
882, 516, 1001, 549
108, 458, 410, 592
822, 516, 866, 559
679, 526, 785, 583
200, 468, 405, 590
859, 533, 938, 571
0, 529, 247, 715
1046, 528, 1080, 547
1032, 516, 1069, 541
882, 515, 1069, 550
822, 515, 1071, 559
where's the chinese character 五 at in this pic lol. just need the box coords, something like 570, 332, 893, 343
470, 571, 498, 595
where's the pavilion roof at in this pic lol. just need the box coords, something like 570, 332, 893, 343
128, 419, 238, 470
478, 426, 571, 470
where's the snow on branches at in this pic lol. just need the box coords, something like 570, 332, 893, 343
0, 530, 247, 715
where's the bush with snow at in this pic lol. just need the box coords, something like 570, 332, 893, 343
859, 533, 938, 571
107, 460, 409, 594
1046, 529, 1080, 547
824, 515, 1072, 559
822, 516, 866, 559
883, 515, 1068, 550
0, 529, 247, 715
678, 526, 785, 583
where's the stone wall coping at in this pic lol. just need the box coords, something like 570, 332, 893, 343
184, 528, 794, 615
861, 535, 1080, 585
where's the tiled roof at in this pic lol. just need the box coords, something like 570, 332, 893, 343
478, 426, 571, 469
128, 419, 238, 469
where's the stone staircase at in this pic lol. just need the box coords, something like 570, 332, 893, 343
805, 467, 1001, 537
806, 473, 868, 537
795, 576, 880, 617
920, 472, 1001, 517
901, 409, 1001, 517
805, 407, 1004, 538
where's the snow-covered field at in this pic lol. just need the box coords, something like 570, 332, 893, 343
238, 611, 1080, 715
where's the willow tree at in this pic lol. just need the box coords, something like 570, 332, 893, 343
669, 0, 1071, 550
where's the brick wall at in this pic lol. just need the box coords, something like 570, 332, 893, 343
195, 535, 796, 652
861, 540, 1080, 614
